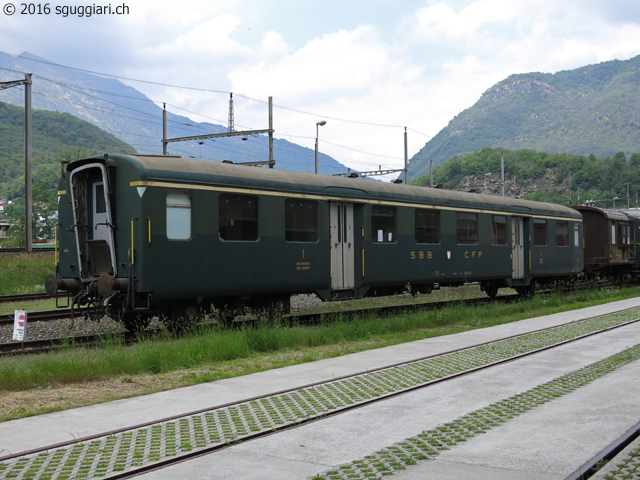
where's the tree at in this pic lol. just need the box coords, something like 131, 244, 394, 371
2, 146, 95, 246
2, 199, 25, 247
614, 151, 627, 163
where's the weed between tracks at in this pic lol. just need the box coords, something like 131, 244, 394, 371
0, 286, 639, 421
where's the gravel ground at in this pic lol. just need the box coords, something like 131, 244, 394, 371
0, 316, 123, 344
0, 294, 326, 344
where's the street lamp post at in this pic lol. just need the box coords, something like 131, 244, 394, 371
315, 120, 326, 174
501, 152, 505, 197
483, 173, 491, 195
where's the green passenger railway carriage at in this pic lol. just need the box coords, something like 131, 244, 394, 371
46, 153, 584, 326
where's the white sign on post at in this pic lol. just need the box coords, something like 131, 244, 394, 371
13, 310, 27, 341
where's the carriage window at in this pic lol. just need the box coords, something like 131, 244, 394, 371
556, 221, 568, 246
534, 220, 547, 246
620, 224, 631, 245
219, 194, 258, 241
611, 225, 616, 245
491, 215, 507, 245
285, 199, 318, 242
166, 191, 191, 240
574, 224, 580, 247
372, 206, 396, 243
415, 209, 440, 244
94, 183, 106, 214
456, 213, 477, 244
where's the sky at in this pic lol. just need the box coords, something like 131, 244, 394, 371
1, 0, 640, 177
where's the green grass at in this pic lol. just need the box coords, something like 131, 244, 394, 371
0, 252, 54, 295
1, 285, 639, 393
0, 298, 58, 315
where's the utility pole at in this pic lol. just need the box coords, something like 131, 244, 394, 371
0, 73, 32, 251
403, 127, 408, 183
268, 97, 274, 168
25, 74, 32, 253
315, 120, 326, 174
430, 159, 433, 187
568, 171, 572, 205
162, 103, 167, 155
228, 93, 234, 132
501, 152, 505, 197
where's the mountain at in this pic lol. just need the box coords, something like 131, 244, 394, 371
408, 55, 640, 182
0, 52, 350, 175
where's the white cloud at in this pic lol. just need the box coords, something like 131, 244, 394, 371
410, 0, 519, 41
134, 14, 251, 69
120, 0, 236, 30
230, 26, 389, 101
260, 31, 289, 57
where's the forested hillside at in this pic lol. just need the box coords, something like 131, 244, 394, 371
0, 101, 133, 199
409, 55, 640, 182
413, 148, 640, 207
0, 101, 134, 247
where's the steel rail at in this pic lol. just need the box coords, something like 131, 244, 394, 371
0, 308, 87, 327
0, 333, 110, 356
566, 420, 640, 480
285, 294, 496, 324
0, 292, 50, 304
0, 247, 55, 253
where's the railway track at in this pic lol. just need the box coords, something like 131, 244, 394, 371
0, 284, 620, 356
1, 305, 639, 479
0, 293, 511, 356
0, 292, 51, 304
286, 293, 508, 325
0, 247, 55, 253
0, 333, 110, 356
0, 306, 110, 356
0, 308, 88, 327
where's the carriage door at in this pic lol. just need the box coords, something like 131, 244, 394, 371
512, 217, 524, 280
330, 203, 355, 290
70, 165, 116, 277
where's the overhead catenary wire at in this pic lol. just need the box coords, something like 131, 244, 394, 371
3, 62, 400, 175
2, 81, 399, 171
36, 81, 403, 168
0, 51, 405, 130
0, 49, 483, 174
1, 84, 340, 172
